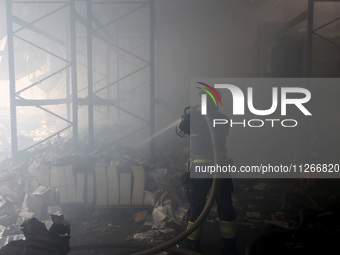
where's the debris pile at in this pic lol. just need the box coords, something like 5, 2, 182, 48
0, 130, 190, 249
0, 128, 339, 253
0, 215, 70, 255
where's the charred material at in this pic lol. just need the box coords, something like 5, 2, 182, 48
0, 215, 70, 255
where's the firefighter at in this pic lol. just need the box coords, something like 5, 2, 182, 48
176, 91, 238, 254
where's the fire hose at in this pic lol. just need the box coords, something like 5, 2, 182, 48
131, 114, 221, 255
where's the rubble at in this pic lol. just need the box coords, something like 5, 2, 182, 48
147, 168, 168, 184
0, 126, 338, 254
152, 206, 168, 222
252, 182, 268, 191
0, 215, 10, 228
1, 225, 21, 238
0, 196, 6, 209
19, 186, 53, 219
151, 222, 166, 229
263, 211, 296, 230
0, 184, 21, 203
0, 234, 25, 251
134, 210, 148, 223
47, 206, 63, 216
0, 226, 5, 237
0, 215, 70, 255
132, 228, 176, 242
143, 190, 162, 206
175, 206, 188, 221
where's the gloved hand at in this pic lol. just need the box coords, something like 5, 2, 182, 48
178, 112, 190, 135
176, 107, 191, 137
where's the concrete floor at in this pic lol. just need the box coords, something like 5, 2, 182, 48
62, 207, 281, 255
63, 179, 340, 255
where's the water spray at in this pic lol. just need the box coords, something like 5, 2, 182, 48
138, 118, 181, 147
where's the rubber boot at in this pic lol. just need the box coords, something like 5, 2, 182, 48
185, 238, 201, 253
221, 238, 238, 255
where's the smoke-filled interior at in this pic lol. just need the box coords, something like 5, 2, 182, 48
0, 1, 339, 254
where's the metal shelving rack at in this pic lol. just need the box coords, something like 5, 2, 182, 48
6, 0, 156, 159
256, 0, 340, 77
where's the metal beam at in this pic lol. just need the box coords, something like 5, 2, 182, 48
276, 10, 308, 39
91, 1, 149, 4
14, 3, 69, 34
14, 34, 70, 63
313, 32, 340, 49
13, 1, 69, 3
150, 0, 155, 159
16, 65, 70, 95
314, 17, 340, 32
15, 99, 69, 106
6, 0, 18, 159
66, 66, 71, 121
307, 0, 314, 77
94, 32, 150, 64
116, 31, 121, 119
87, 0, 94, 146
77, 97, 118, 105
16, 95, 73, 124
94, 64, 149, 94
92, 96, 149, 123
70, 0, 79, 150
106, 45, 111, 117
12, 15, 67, 47
92, 3, 147, 34
129, 80, 149, 92
75, 12, 150, 64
